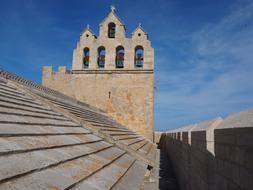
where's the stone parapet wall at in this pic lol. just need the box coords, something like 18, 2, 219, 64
154, 132, 162, 144
159, 109, 253, 190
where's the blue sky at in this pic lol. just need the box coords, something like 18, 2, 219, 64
0, 0, 253, 131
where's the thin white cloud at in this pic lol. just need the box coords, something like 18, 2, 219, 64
155, 1, 253, 130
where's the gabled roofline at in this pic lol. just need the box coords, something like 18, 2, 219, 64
131, 23, 148, 36
99, 7, 126, 30
80, 25, 97, 38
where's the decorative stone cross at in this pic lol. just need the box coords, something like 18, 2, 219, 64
111, 5, 116, 12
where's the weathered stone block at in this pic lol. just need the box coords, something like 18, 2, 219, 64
227, 182, 241, 190
235, 127, 253, 147
214, 128, 236, 145
244, 147, 253, 171
239, 166, 253, 190
227, 146, 245, 166
214, 143, 226, 160
215, 174, 229, 190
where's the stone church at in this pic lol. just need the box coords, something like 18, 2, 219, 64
43, 6, 155, 140
1, 5, 252, 190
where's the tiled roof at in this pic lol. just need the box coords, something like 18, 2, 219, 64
0, 69, 156, 190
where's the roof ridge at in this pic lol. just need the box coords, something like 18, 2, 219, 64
0, 68, 104, 114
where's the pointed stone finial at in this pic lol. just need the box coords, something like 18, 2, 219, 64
138, 23, 142, 27
110, 5, 116, 12
86, 24, 90, 29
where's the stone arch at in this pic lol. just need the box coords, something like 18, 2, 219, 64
83, 47, 90, 68
108, 22, 116, 38
135, 45, 144, 68
97, 46, 106, 68
115, 46, 124, 68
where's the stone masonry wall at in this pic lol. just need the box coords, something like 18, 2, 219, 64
154, 132, 162, 144
42, 8, 155, 141
43, 66, 154, 140
159, 109, 253, 190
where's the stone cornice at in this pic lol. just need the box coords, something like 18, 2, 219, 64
72, 69, 154, 74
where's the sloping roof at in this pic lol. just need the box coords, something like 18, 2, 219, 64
216, 108, 253, 129
191, 117, 223, 131
0, 69, 156, 190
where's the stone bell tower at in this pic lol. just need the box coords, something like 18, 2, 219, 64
43, 6, 155, 140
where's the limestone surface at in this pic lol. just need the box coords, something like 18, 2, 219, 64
42, 7, 154, 141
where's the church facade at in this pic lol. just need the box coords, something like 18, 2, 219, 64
42, 7, 155, 140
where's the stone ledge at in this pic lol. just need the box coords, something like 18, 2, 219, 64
72, 69, 154, 74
